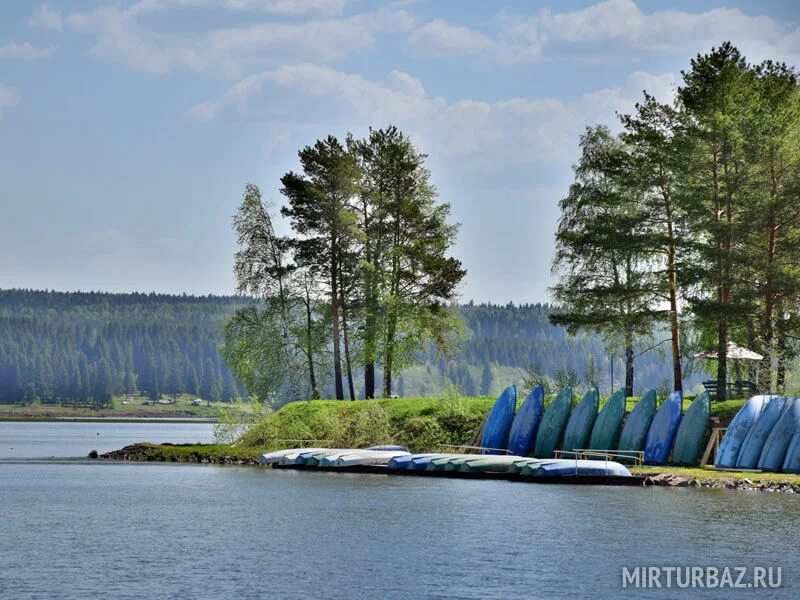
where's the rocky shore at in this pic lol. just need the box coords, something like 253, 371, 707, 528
96, 443, 260, 465
643, 472, 800, 493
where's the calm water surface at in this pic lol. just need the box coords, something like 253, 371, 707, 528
1, 423, 797, 599
0, 421, 214, 459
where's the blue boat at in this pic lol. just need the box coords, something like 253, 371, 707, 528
643, 391, 682, 465
561, 388, 599, 454
672, 392, 710, 466
715, 395, 772, 468
521, 459, 631, 477
737, 396, 789, 469
757, 398, 800, 472
388, 454, 443, 470
782, 427, 800, 474
617, 390, 657, 456
505, 386, 545, 456
480, 385, 517, 454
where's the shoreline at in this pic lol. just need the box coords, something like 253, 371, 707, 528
95, 443, 800, 492
1, 416, 217, 423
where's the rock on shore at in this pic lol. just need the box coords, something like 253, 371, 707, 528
644, 472, 800, 493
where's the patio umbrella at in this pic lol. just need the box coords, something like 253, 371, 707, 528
694, 341, 763, 388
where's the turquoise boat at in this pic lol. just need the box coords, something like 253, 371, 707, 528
618, 390, 657, 456
737, 396, 789, 469
758, 398, 800, 472
715, 395, 773, 468
782, 428, 800, 473
506, 386, 545, 457
457, 455, 528, 473
588, 390, 626, 451
426, 454, 474, 471
479, 385, 517, 454
644, 391, 682, 465
561, 388, 599, 454
533, 388, 573, 458
506, 458, 551, 473
672, 392, 710, 466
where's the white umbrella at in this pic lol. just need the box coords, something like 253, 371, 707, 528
694, 341, 763, 361
694, 341, 763, 392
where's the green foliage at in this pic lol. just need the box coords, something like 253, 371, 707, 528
553, 42, 800, 398
238, 395, 493, 453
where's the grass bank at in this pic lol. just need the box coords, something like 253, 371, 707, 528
237, 395, 495, 452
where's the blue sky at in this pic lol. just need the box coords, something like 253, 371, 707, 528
1, 0, 799, 303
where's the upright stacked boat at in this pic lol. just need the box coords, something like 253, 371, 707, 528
716, 395, 800, 473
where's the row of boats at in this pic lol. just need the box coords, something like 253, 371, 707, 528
716, 395, 800, 473
260, 388, 800, 476
259, 445, 632, 477
258, 385, 714, 478
468, 385, 709, 467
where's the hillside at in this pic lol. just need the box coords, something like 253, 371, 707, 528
0, 289, 703, 407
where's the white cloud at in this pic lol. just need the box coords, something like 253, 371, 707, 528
191, 63, 676, 168
127, 0, 349, 17
409, 0, 800, 66
408, 19, 492, 57
30, 4, 63, 30
0, 85, 19, 117
62, 5, 413, 76
0, 42, 54, 61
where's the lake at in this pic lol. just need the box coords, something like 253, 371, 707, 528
0, 421, 215, 459
1, 422, 797, 599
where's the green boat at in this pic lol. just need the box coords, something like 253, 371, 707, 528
458, 455, 528, 473
533, 388, 573, 458
561, 388, 599, 454
506, 458, 551, 473
618, 390, 657, 457
588, 390, 626, 451
426, 454, 475, 471
672, 392, 710, 465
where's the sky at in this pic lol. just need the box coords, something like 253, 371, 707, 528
1, 0, 799, 303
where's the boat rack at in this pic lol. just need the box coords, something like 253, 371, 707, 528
554, 449, 644, 466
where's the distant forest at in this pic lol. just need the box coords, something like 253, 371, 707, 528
0, 289, 703, 407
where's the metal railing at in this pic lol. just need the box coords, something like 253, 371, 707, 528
554, 448, 644, 466
437, 444, 512, 455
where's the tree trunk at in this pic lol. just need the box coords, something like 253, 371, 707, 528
760, 220, 777, 392
776, 329, 788, 394
340, 290, 356, 401
365, 362, 375, 400
330, 239, 344, 400
624, 327, 634, 397
383, 314, 396, 397
716, 318, 728, 402
666, 233, 682, 393
304, 289, 319, 400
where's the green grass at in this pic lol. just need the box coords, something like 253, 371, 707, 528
238, 395, 494, 452
107, 442, 262, 462
631, 465, 800, 485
